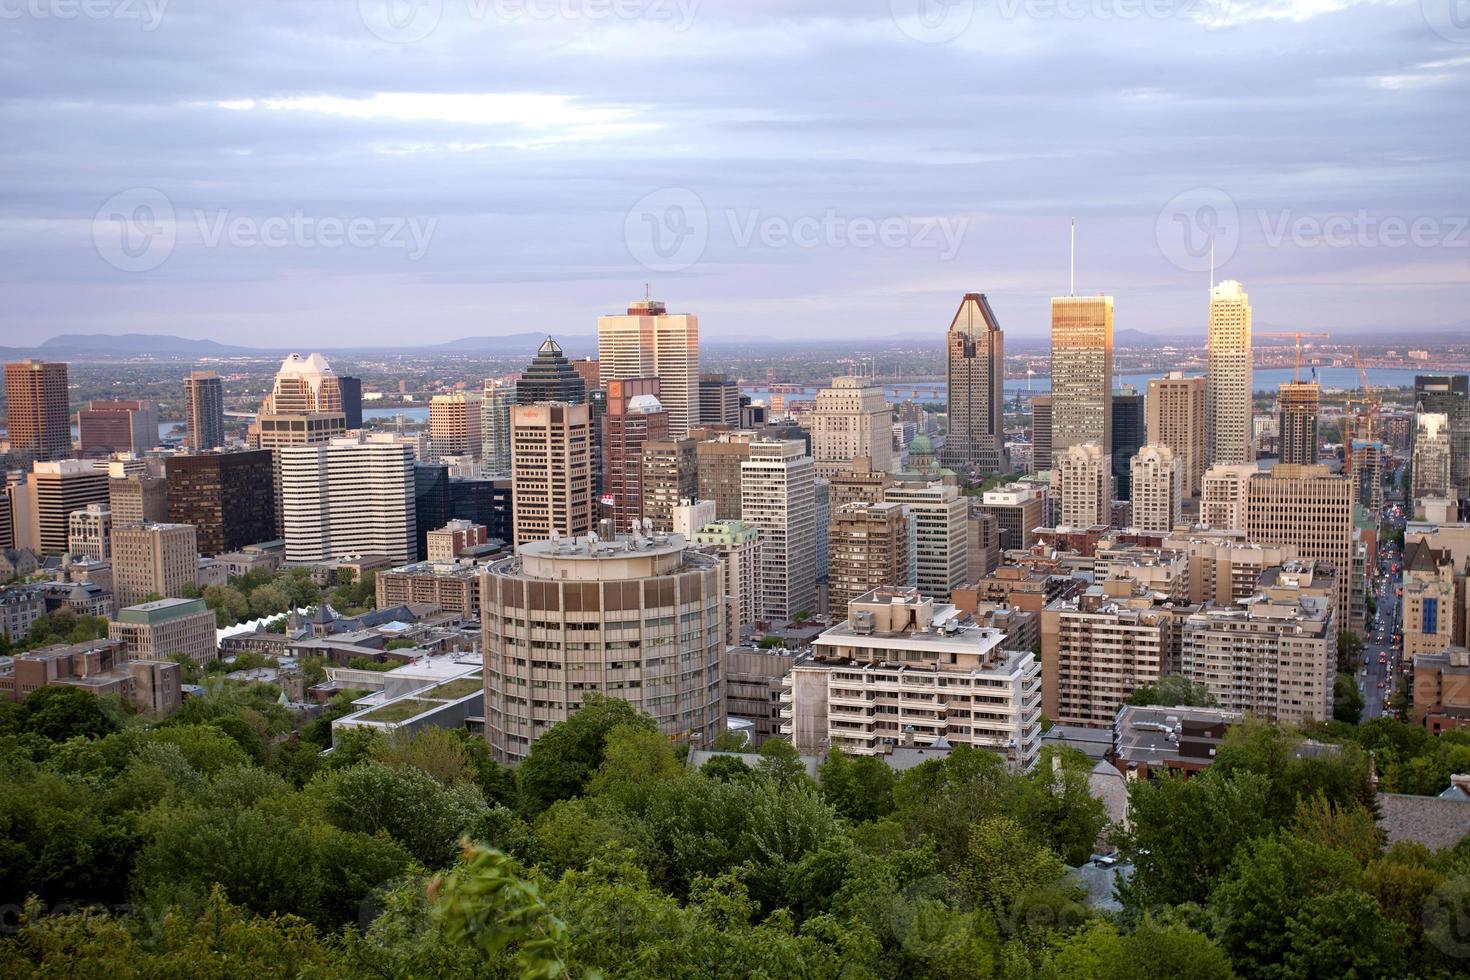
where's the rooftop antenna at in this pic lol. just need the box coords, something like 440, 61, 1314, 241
1069, 218, 1076, 296
644, 282, 651, 302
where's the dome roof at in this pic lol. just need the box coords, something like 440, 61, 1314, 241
908, 434, 935, 454
628, 394, 664, 414
277, 352, 335, 377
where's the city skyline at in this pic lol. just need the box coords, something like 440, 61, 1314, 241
3, 4, 1466, 347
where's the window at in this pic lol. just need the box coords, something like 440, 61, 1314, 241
1424, 598, 1439, 636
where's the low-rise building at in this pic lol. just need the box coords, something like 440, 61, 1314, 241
724, 645, 807, 745
0, 587, 47, 642
1412, 646, 1470, 733
375, 561, 483, 620
0, 638, 181, 714
1111, 704, 1242, 779
108, 597, 218, 665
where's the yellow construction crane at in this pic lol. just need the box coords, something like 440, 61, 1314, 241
1351, 347, 1382, 445
1256, 331, 1332, 382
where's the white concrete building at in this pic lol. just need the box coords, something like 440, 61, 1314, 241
810, 376, 894, 478
1201, 463, 1257, 531
741, 440, 816, 622
597, 297, 700, 439
280, 435, 415, 565
1052, 443, 1110, 529
67, 503, 111, 560
884, 480, 968, 602
1130, 444, 1183, 533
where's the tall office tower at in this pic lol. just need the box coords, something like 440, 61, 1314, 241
814, 478, 831, 582
1182, 574, 1334, 726
481, 532, 725, 763
1052, 443, 1110, 529
4, 360, 71, 463
28, 460, 109, 554
571, 357, 600, 392
1278, 381, 1320, 465
883, 480, 968, 602
184, 371, 226, 451
111, 522, 197, 606
696, 433, 754, 519
828, 501, 911, 617
1029, 396, 1053, 475
1414, 375, 1469, 498
602, 379, 666, 534
1146, 372, 1207, 497
1351, 440, 1385, 513
1244, 464, 1356, 627
480, 380, 515, 475
0, 490, 13, 552
829, 456, 896, 510
691, 519, 762, 641
968, 504, 999, 580
811, 376, 894, 478
1111, 388, 1144, 501
166, 450, 275, 555
279, 436, 416, 565
1130, 444, 1183, 533
511, 402, 592, 547
429, 392, 484, 462
67, 504, 111, 560
109, 469, 168, 526
448, 475, 513, 546
974, 484, 1046, 553
1201, 463, 1257, 531
1049, 295, 1114, 467
1412, 413, 1453, 501
741, 439, 816, 622
337, 375, 363, 429
516, 338, 587, 405
597, 297, 700, 438
77, 400, 159, 456
699, 374, 741, 427
641, 438, 698, 533
256, 353, 348, 533
413, 464, 451, 560
791, 588, 1042, 770
1041, 585, 1172, 728
1206, 280, 1253, 465
942, 293, 1006, 475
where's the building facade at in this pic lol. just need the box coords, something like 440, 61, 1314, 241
884, 480, 968, 602
510, 402, 593, 547
165, 450, 276, 555
1049, 296, 1114, 467
1130, 444, 1183, 534
597, 298, 700, 439
942, 293, 1006, 475
108, 598, 218, 665
828, 501, 912, 617
4, 360, 71, 463
279, 436, 416, 565
1053, 443, 1110, 529
741, 439, 817, 622
110, 522, 197, 607
1146, 371, 1206, 497
811, 376, 894, 478
1206, 280, 1253, 465
1278, 381, 1320, 466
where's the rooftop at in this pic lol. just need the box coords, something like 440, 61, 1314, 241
115, 597, 210, 625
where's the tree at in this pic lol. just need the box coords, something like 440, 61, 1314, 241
517, 694, 657, 813
309, 760, 488, 867
17, 686, 118, 742
1333, 672, 1364, 724
755, 737, 808, 785
1125, 674, 1218, 708
819, 749, 896, 823
1046, 919, 1236, 980
1283, 889, 1406, 978
1336, 630, 1365, 674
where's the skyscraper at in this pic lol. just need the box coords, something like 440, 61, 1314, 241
699, 374, 741, 427
1029, 396, 1052, 475
279, 436, 416, 565
77, 399, 159, 456
1053, 443, 1110, 529
1130, 444, 1183, 533
641, 438, 698, 533
828, 501, 912, 617
255, 353, 348, 535
1414, 375, 1469, 499
481, 380, 515, 476
883, 480, 968, 602
601, 379, 666, 534
1206, 280, 1253, 465
4, 360, 71, 463
1111, 388, 1144, 501
1049, 295, 1114, 468
26, 460, 109, 554
942, 293, 1006, 475
184, 371, 225, 451
597, 297, 700, 439
1278, 381, 1320, 466
429, 392, 483, 462
1411, 414, 1453, 501
111, 522, 198, 607
741, 439, 816, 622
1244, 464, 1356, 628
1146, 372, 1206, 497
516, 338, 587, 405
165, 451, 275, 555
338, 375, 363, 429
510, 401, 592, 547
811, 376, 894, 478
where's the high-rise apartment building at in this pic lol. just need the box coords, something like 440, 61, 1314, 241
516, 339, 587, 406
480, 380, 515, 475
828, 501, 912, 617
811, 376, 894, 478
1053, 443, 1110, 529
1041, 583, 1173, 728
1111, 389, 1144, 501
1146, 372, 1206, 497
974, 484, 1046, 553
691, 518, 762, 641
481, 533, 725, 763
1160, 528, 1299, 606
1030, 396, 1052, 475
1412, 413, 1453, 502
77, 400, 159, 456
166, 450, 275, 555
741, 439, 816, 622
1049, 295, 1113, 466
28, 460, 110, 554
1414, 375, 1469, 499
883, 480, 968, 602
510, 402, 592, 547
942, 293, 1006, 475
696, 433, 754, 520
184, 371, 226, 451
787, 588, 1042, 771
1131, 444, 1183, 534
601, 379, 666, 535
598, 297, 699, 438
429, 392, 483, 462
5, 360, 71, 463
829, 456, 897, 511
1206, 280, 1253, 465
279, 436, 416, 565
1244, 464, 1356, 627
1201, 463, 1257, 531
111, 522, 198, 607
1278, 382, 1320, 466
67, 504, 111, 560
1350, 440, 1385, 514
641, 438, 698, 533
699, 374, 741, 427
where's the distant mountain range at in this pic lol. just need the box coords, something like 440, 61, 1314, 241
20, 333, 259, 356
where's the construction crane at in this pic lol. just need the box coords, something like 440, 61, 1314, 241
1351, 347, 1382, 445
1256, 331, 1332, 382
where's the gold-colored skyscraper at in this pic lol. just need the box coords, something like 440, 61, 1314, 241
1206, 280, 1253, 465
1049, 295, 1114, 467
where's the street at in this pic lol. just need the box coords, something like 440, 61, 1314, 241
1357, 506, 1405, 721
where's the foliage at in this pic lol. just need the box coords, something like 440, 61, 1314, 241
1124, 673, 1218, 708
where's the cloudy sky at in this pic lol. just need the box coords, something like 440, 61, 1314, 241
2, 0, 1467, 346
